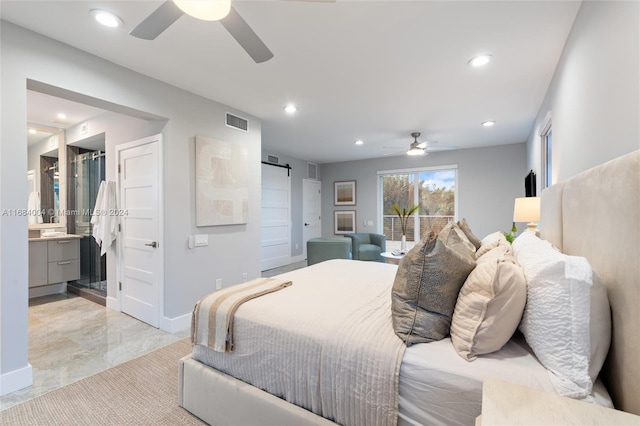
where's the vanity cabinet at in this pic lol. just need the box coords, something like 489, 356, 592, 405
29, 238, 80, 288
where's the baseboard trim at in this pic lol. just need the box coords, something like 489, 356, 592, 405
0, 363, 33, 396
290, 254, 306, 264
160, 312, 191, 333
28, 283, 66, 299
105, 296, 119, 311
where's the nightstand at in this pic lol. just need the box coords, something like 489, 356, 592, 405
477, 379, 639, 425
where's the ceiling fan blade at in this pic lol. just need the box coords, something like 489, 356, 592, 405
130, 1, 184, 40
220, 6, 274, 63
425, 146, 457, 152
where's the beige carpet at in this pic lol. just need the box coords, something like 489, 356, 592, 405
1, 338, 206, 425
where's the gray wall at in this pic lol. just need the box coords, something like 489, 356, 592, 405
527, 0, 640, 185
321, 143, 526, 241
1, 21, 262, 389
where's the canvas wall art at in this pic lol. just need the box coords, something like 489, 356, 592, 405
195, 136, 249, 226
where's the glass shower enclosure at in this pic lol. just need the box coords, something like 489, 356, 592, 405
68, 150, 107, 302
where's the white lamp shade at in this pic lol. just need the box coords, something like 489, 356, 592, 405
174, 0, 231, 21
513, 197, 541, 222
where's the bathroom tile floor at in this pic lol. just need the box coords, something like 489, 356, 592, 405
0, 293, 189, 411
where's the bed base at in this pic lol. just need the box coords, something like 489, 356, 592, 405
178, 355, 337, 426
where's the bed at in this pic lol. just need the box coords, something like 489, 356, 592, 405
178, 149, 639, 425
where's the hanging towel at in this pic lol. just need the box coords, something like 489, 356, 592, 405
27, 191, 43, 224
91, 181, 119, 255
91, 181, 106, 246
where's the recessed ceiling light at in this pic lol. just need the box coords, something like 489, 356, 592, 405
284, 104, 298, 114
28, 129, 37, 134
91, 9, 123, 28
469, 55, 492, 67
482, 121, 496, 127
57, 113, 67, 120
354, 140, 364, 145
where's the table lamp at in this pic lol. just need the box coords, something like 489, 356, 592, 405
513, 197, 541, 235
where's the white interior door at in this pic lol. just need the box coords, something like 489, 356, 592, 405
261, 163, 291, 271
116, 135, 162, 327
302, 179, 321, 259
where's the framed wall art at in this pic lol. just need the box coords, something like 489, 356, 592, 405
334, 210, 356, 234
334, 180, 356, 205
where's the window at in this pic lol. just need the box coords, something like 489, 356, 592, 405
379, 166, 457, 249
541, 117, 552, 189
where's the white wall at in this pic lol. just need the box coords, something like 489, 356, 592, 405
527, 1, 640, 185
0, 22, 262, 394
320, 143, 526, 242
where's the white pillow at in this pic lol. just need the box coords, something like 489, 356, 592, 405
512, 232, 611, 398
476, 231, 512, 258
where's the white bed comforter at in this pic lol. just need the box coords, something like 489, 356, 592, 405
192, 259, 406, 426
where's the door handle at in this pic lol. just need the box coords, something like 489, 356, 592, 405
304, 223, 310, 226
145, 241, 158, 248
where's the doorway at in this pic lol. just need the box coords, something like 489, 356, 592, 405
302, 179, 322, 259
67, 145, 107, 305
260, 163, 292, 271
116, 135, 163, 328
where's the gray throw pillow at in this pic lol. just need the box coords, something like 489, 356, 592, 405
457, 218, 482, 250
392, 223, 477, 345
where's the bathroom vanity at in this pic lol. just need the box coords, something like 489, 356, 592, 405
28, 233, 82, 297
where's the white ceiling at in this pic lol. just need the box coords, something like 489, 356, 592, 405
2, 1, 581, 164
26, 90, 107, 146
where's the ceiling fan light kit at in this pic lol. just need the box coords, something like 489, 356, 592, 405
406, 132, 426, 156
173, 0, 231, 21
407, 146, 426, 156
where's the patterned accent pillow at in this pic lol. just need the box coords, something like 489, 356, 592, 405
392, 223, 476, 345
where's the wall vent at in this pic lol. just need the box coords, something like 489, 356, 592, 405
225, 112, 248, 132
307, 162, 318, 180
267, 155, 279, 164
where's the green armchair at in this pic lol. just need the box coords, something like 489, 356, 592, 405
344, 233, 386, 262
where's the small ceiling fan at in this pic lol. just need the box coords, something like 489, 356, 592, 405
130, 0, 334, 64
382, 132, 455, 156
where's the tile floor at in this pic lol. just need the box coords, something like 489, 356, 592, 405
0, 293, 189, 411
0, 259, 308, 411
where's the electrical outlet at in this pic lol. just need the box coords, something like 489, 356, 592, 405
242, 273, 248, 282
194, 234, 208, 247
215, 278, 222, 290
295, 243, 299, 250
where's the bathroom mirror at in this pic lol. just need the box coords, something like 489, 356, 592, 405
27, 123, 66, 230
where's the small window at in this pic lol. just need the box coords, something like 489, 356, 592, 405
541, 117, 552, 189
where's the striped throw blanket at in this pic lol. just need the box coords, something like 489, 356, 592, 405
191, 277, 292, 352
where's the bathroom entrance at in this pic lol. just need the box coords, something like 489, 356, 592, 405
67, 147, 107, 305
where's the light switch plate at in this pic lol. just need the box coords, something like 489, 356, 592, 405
194, 234, 208, 247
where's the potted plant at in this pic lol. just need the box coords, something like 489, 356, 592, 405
391, 203, 419, 252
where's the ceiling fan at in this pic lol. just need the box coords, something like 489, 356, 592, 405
130, 0, 334, 64
383, 132, 456, 156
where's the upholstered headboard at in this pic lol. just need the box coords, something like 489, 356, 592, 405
539, 150, 640, 415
